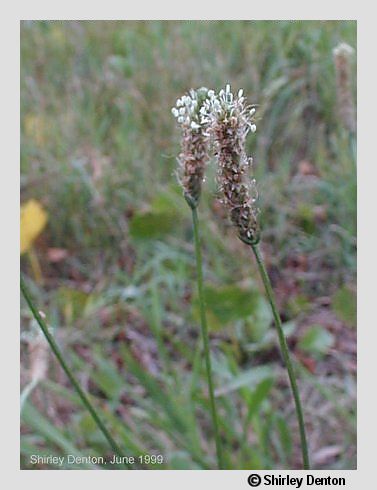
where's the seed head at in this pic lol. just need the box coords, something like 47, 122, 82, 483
333, 42, 356, 133
172, 87, 211, 208
202, 84, 260, 244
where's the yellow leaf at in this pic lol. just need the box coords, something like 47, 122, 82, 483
20, 199, 48, 254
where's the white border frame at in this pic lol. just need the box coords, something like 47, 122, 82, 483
2, 1, 374, 488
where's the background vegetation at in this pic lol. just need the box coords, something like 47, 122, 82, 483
20, 20, 356, 470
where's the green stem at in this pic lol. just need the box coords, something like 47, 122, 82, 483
191, 207, 224, 469
250, 244, 310, 470
20, 275, 128, 467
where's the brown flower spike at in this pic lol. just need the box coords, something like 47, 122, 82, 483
201, 84, 260, 244
172, 88, 211, 208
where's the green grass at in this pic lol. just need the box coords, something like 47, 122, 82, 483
20, 20, 356, 470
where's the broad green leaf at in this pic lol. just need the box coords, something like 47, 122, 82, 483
129, 211, 177, 239
150, 188, 187, 217
195, 284, 266, 330
129, 188, 187, 240
298, 325, 335, 354
332, 286, 356, 328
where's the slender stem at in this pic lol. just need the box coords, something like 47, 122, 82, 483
250, 244, 310, 470
20, 275, 128, 466
191, 207, 224, 469
27, 247, 43, 285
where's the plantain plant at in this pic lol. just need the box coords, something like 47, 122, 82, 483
172, 88, 224, 469
172, 84, 310, 469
